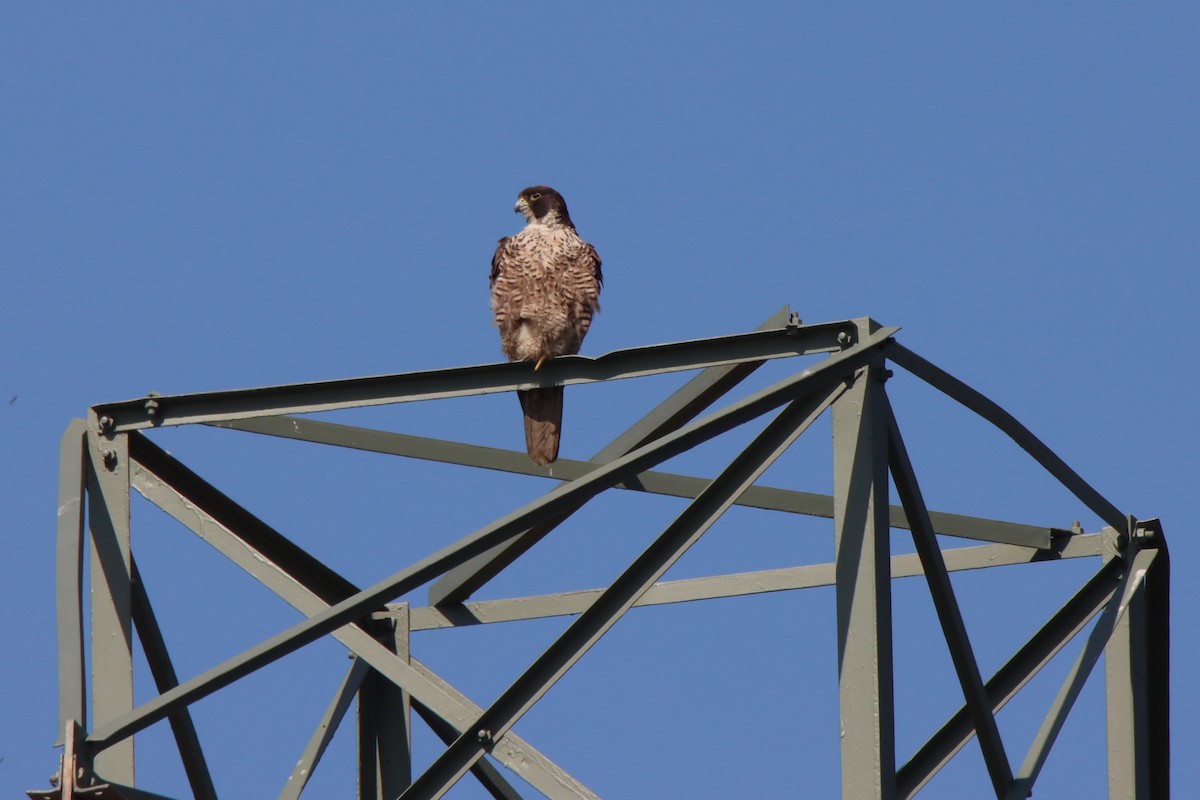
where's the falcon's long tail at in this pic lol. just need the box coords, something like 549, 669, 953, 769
518, 387, 563, 466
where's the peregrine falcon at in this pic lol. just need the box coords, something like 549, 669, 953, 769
490, 186, 603, 465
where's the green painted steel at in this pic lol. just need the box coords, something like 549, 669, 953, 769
403, 381, 846, 799
39, 316, 1164, 800
92, 319, 857, 433
886, 399, 1012, 796
832, 364, 896, 800
85, 425, 134, 784
211, 413, 1054, 550
129, 559, 217, 800
54, 420, 88, 743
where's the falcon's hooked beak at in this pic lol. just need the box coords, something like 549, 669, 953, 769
514, 195, 532, 221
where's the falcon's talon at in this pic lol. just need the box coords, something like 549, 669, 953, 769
534, 356, 547, 372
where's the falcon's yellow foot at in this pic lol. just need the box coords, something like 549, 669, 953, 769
534, 356, 548, 372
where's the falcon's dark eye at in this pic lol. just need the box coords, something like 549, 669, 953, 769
530, 192, 542, 200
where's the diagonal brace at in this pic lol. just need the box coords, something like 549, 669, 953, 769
1005, 548, 1158, 800
884, 399, 1012, 797
401, 382, 845, 799
128, 450, 598, 800
884, 342, 1126, 531
897, 556, 1126, 797
429, 307, 794, 605
130, 558, 218, 800
279, 658, 371, 800
87, 326, 893, 752
413, 701, 526, 800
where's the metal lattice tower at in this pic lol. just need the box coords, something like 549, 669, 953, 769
32, 312, 1169, 799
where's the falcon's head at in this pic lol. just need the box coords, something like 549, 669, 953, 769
514, 186, 574, 228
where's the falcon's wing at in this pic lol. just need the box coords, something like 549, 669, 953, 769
584, 242, 603, 287
560, 240, 603, 351
490, 236, 512, 286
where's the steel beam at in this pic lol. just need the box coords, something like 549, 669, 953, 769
401, 382, 845, 799
211, 415, 1053, 551
885, 400, 1012, 796
358, 607, 412, 799
1143, 533, 1170, 799
413, 703, 526, 800
49, 315, 1157, 800
129, 558, 217, 800
93, 319, 859, 432
897, 556, 1126, 797
407, 534, 1106, 631
832, 365, 895, 800
86, 426, 134, 783
128, 449, 599, 800
128, 433, 358, 608
1104, 546, 1150, 800
427, 307, 796, 606
279, 658, 370, 800
55, 420, 88, 740
87, 326, 893, 752
593, 306, 795, 458
1006, 548, 1158, 800
884, 342, 1126, 531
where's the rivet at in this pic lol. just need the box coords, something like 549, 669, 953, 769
837, 332, 853, 347
102, 449, 119, 470
477, 728, 492, 744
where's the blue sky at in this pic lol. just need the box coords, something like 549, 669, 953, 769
2, 4, 1196, 797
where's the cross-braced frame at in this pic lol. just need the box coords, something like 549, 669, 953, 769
34, 312, 1169, 799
